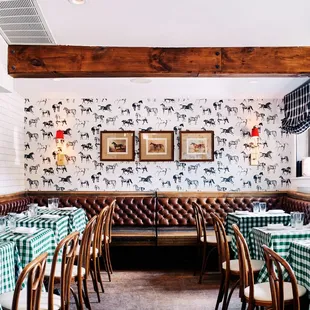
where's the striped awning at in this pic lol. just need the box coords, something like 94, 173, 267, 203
282, 81, 310, 134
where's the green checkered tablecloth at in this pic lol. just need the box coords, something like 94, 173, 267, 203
0, 241, 21, 294
37, 207, 87, 234
226, 212, 291, 257
289, 241, 310, 292
0, 228, 55, 265
15, 215, 69, 245
249, 227, 310, 283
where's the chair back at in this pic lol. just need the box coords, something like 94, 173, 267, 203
105, 200, 116, 244
232, 224, 255, 301
192, 202, 207, 243
12, 252, 48, 310
262, 245, 300, 310
78, 215, 97, 277
210, 213, 230, 269
48, 231, 79, 310
93, 206, 109, 258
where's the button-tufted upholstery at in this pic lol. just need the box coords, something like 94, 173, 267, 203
156, 196, 284, 226
0, 192, 308, 246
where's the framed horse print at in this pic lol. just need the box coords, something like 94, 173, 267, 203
180, 131, 214, 162
100, 131, 135, 161
139, 131, 174, 161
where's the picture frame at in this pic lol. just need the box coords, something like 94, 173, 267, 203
139, 131, 174, 162
100, 131, 135, 161
179, 131, 214, 162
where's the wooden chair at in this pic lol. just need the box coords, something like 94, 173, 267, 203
90, 206, 109, 302
44, 217, 97, 310
192, 202, 227, 284
0, 252, 48, 310
43, 231, 80, 310
212, 214, 263, 310
232, 223, 266, 310
262, 245, 307, 310
102, 199, 116, 279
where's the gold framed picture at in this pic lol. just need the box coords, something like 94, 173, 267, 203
100, 131, 135, 161
139, 131, 174, 162
180, 131, 214, 162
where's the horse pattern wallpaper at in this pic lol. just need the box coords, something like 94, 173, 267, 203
24, 97, 292, 192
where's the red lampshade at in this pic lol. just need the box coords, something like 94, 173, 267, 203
251, 126, 259, 137
55, 130, 64, 139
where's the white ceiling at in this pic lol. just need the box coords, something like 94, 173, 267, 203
14, 77, 308, 99
37, 0, 310, 47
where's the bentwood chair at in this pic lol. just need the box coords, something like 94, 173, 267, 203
43, 231, 80, 310
103, 200, 116, 278
262, 245, 307, 310
90, 206, 109, 302
192, 202, 230, 284
212, 215, 263, 310
0, 252, 48, 310
44, 217, 97, 310
232, 224, 266, 310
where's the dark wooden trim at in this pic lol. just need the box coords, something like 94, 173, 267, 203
8, 45, 310, 78
156, 191, 286, 198
0, 191, 26, 202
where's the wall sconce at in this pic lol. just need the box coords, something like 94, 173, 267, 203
55, 130, 66, 166
250, 126, 259, 166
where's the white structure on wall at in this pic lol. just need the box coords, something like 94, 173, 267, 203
24, 97, 293, 192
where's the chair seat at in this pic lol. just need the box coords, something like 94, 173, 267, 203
75, 244, 99, 256
0, 289, 61, 310
222, 259, 264, 273
244, 282, 307, 302
44, 263, 86, 278
200, 235, 232, 244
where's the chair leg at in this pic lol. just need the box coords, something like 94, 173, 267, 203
90, 260, 101, 302
221, 273, 231, 310
215, 272, 225, 310
70, 286, 80, 309
224, 279, 239, 310
96, 256, 105, 292
194, 245, 201, 276
101, 247, 111, 282
241, 300, 247, 310
106, 243, 113, 274
76, 276, 84, 310
83, 278, 92, 310
199, 243, 208, 284
104, 246, 112, 281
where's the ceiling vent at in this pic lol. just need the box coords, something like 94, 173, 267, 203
0, 0, 55, 45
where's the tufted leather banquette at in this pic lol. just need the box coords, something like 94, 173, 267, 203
0, 191, 309, 246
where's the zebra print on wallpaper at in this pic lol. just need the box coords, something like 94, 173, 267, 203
24, 97, 292, 192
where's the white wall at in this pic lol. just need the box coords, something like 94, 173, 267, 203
24, 97, 293, 192
0, 93, 24, 194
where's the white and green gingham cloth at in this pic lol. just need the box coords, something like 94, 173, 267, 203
289, 240, 310, 292
15, 215, 69, 246
248, 227, 310, 283
0, 241, 21, 294
0, 228, 55, 265
226, 213, 291, 257
37, 207, 87, 234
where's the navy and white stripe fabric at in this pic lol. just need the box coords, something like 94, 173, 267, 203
282, 82, 310, 134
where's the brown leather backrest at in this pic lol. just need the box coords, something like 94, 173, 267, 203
157, 196, 284, 226
282, 196, 310, 224
0, 197, 32, 215
30, 195, 155, 227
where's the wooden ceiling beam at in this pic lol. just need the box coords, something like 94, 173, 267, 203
7, 45, 310, 78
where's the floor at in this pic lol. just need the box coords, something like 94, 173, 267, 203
71, 270, 242, 310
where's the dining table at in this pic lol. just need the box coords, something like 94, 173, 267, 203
289, 240, 310, 293
37, 207, 87, 234
14, 214, 69, 245
0, 228, 56, 265
0, 241, 21, 295
226, 211, 291, 257
248, 225, 310, 283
